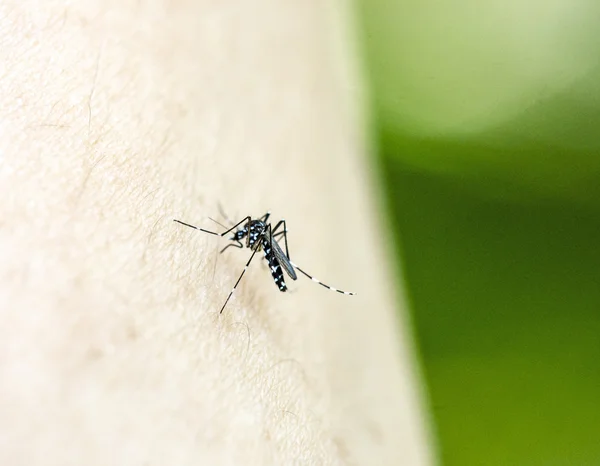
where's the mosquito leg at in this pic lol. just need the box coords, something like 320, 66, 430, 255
289, 261, 356, 296
220, 216, 252, 237
173, 216, 250, 238
173, 219, 219, 236
220, 241, 243, 254
220, 247, 260, 314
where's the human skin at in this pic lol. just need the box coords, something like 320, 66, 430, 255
0, 1, 434, 465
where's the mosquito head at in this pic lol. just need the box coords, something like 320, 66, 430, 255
231, 227, 248, 242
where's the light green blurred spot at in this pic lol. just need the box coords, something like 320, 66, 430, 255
360, 0, 600, 201
363, 0, 599, 135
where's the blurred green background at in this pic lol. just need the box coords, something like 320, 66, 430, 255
358, 1, 600, 464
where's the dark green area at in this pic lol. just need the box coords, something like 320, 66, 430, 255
380, 149, 600, 465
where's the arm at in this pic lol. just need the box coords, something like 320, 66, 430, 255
0, 1, 434, 464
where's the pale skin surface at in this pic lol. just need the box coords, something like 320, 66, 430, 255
0, 1, 434, 465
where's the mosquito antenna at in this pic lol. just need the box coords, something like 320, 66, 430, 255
208, 216, 229, 230
217, 202, 235, 226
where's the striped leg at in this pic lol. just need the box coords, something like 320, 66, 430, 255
220, 241, 243, 254
289, 261, 356, 296
173, 216, 251, 238
219, 247, 260, 314
173, 219, 220, 236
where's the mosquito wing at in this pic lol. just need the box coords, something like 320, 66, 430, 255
270, 237, 297, 280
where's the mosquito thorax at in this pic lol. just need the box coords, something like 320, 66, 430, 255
247, 220, 266, 247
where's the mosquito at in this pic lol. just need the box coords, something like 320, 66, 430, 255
174, 212, 355, 314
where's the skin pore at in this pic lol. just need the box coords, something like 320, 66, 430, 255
0, 1, 434, 464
